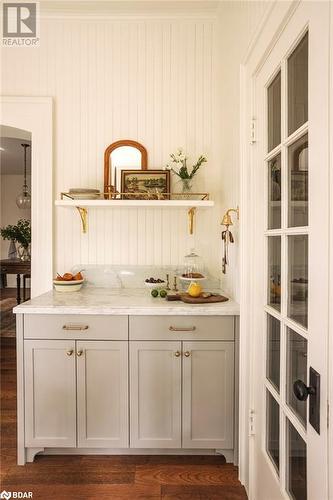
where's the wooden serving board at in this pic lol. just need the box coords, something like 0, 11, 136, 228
180, 293, 229, 304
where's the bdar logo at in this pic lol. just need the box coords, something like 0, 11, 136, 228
0, 493, 32, 499
0, 491, 12, 500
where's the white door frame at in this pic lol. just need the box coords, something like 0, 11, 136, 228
329, 3, 333, 498
239, 0, 333, 497
0, 96, 53, 297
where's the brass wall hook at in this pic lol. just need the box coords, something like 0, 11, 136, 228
221, 206, 239, 227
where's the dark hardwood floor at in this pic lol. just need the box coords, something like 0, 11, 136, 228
0, 337, 247, 499
1, 288, 23, 338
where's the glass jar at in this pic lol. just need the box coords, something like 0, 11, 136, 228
181, 249, 205, 280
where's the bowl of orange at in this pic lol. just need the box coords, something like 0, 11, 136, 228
53, 272, 84, 292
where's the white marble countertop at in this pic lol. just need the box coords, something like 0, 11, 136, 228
13, 287, 239, 316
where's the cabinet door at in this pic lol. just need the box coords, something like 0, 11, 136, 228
24, 340, 76, 447
130, 341, 181, 448
77, 341, 128, 448
182, 341, 234, 449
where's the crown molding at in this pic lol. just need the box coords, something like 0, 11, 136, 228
40, 1, 220, 20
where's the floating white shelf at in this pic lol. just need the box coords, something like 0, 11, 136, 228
55, 199, 214, 208
55, 199, 214, 234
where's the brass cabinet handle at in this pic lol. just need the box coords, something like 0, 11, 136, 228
62, 325, 89, 331
169, 326, 196, 332
66, 350, 73, 356
174, 351, 181, 357
76, 350, 83, 357
184, 351, 191, 357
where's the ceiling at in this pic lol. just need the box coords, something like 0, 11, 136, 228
0, 137, 32, 175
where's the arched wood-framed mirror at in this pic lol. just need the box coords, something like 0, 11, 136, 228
104, 140, 148, 196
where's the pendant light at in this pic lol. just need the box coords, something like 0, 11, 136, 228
16, 143, 31, 209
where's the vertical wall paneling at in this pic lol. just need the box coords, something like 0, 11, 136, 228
216, 0, 272, 297
1, 5, 270, 295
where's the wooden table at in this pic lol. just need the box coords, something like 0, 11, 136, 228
0, 259, 31, 304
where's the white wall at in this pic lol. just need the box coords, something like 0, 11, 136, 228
217, 0, 272, 298
1, 2, 270, 298
0, 174, 31, 286
2, 11, 220, 281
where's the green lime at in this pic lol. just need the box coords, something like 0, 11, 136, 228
151, 289, 159, 298
159, 289, 167, 298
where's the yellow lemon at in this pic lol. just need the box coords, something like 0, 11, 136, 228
187, 281, 202, 298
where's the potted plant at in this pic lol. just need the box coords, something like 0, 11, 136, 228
165, 148, 207, 193
0, 219, 31, 261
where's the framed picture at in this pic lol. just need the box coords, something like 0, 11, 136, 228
121, 170, 170, 200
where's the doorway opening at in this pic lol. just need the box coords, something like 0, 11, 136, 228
0, 125, 32, 337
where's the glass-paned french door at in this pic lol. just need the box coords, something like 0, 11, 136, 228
265, 32, 309, 500
250, 3, 329, 499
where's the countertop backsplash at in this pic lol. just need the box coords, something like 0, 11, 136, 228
71, 264, 220, 291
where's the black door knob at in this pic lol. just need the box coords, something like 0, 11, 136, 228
293, 379, 316, 401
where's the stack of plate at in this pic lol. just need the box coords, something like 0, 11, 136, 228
68, 188, 101, 200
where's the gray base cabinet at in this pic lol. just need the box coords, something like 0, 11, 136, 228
24, 340, 77, 448
130, 341, 182, 448
182, 341, 234, 449
130, 340, 234, 450
76, 341, 128, 448
24, 339, 128, 449
19, 313, 236, 463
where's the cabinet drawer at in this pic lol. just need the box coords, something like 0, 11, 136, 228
24, 314, 128, 340
129, 316, 234, 341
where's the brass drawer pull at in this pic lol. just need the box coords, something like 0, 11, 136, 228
76, 350, 83, 357
62, 325, 89, 331
66, 350, 73, 356
169, 326, 196, 332
184, 351, 191, 357
174, 351, 181, 357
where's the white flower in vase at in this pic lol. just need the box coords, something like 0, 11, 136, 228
165, 148, 207, 193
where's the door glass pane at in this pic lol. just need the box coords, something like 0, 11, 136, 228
288, 33, 308, 135
266, 315, 280, 391
288, 235, 308, 328
266, 391, 280, 473
287, 328, 307, 426
268, 236, 281, 311
288, 134, 308, 227
287, 420, 307, 500
268, 154, 281, 229
267, 71, 281, 152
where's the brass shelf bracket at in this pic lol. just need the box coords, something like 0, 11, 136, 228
188, 207, 196, 235
76, 207, 88, 233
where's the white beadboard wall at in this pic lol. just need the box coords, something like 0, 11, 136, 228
1, 2, 270, 299
2, 16, 221, 277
